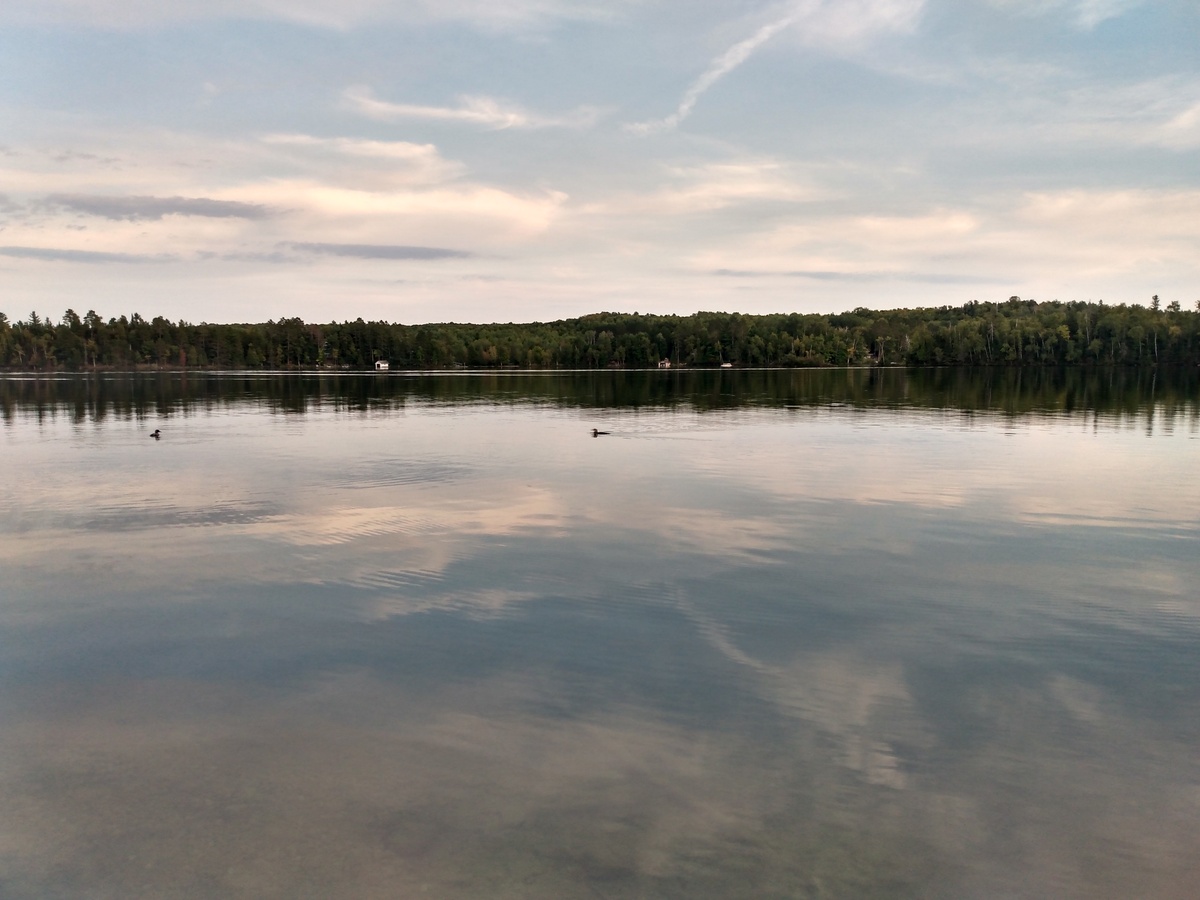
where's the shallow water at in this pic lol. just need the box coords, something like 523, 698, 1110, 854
1, 369, 1198, 899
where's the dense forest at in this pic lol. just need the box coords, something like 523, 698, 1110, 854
1, 297, 1198, 370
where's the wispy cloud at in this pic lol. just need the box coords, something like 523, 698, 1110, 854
627, 0, 925, 134
579, 159, 830, 216
260, 134, 466, 185
987, 0, 1144, 29
285, 242, 473, 260
262, 134, 450, 162
46, 194, 273, 221
790, 0, 926, 46
627, 12, 799, 135
690, 190, 1200, 295
343, 86, 602, 130
0, 245, 172, 263
1156, 100, 1200, 149
1073, 0, 1142, 27
959, 75, 1200, 152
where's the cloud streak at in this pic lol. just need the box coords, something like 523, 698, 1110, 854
343, 86, 601, 130
260, 134, 466, 186
1073, 0, 1142, 27
627, 1, 925, 134
0, 246, 171, 263
286, 242, 473, 260
262, 134, 450, 162
47, 194, 273, 221
627, 12, 799, 135
989, 0, 1144, 30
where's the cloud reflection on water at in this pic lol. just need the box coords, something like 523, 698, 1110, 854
1, 374, 1198, 897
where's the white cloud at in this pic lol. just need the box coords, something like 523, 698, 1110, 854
1151, 99, 1200, 150
1072, 0, 1142, 27
789, 0, 926, 46
987, 0, 1144, 29
342, 86, 602, 130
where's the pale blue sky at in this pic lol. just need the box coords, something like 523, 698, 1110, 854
1, 0, 1197, 323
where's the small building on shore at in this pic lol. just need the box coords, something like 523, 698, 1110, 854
375, 360, 390, 371
658, 358, 671, 369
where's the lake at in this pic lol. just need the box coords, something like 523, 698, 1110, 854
1, 368, 1197, 899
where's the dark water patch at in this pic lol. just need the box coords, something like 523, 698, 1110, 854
3, 367, 1198, 424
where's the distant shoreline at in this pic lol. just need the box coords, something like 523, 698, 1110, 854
2, 299, 1197, 370
1, 362, 1196, 374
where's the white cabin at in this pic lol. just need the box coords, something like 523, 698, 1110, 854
375, 360, 390, 371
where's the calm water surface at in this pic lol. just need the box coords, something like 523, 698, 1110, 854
1, 370, 1198, 899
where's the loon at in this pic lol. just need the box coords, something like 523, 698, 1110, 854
591, 428, 610, 437
150, 429, 161, 439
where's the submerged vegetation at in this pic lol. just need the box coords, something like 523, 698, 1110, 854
1, 297, 1198, 370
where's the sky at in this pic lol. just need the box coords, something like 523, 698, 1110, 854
0, 0, 1197, 325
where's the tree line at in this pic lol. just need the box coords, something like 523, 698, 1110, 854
1, 297, 1198, 371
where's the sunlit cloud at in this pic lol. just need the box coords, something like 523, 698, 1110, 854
686, 189, 1200, 287
0, 126, 569, 270
1012, 189, 1200, 271
239, 180, 568, 241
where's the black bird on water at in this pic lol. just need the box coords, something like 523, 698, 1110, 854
150, 429, 161, 439
591, 428, 610, 437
